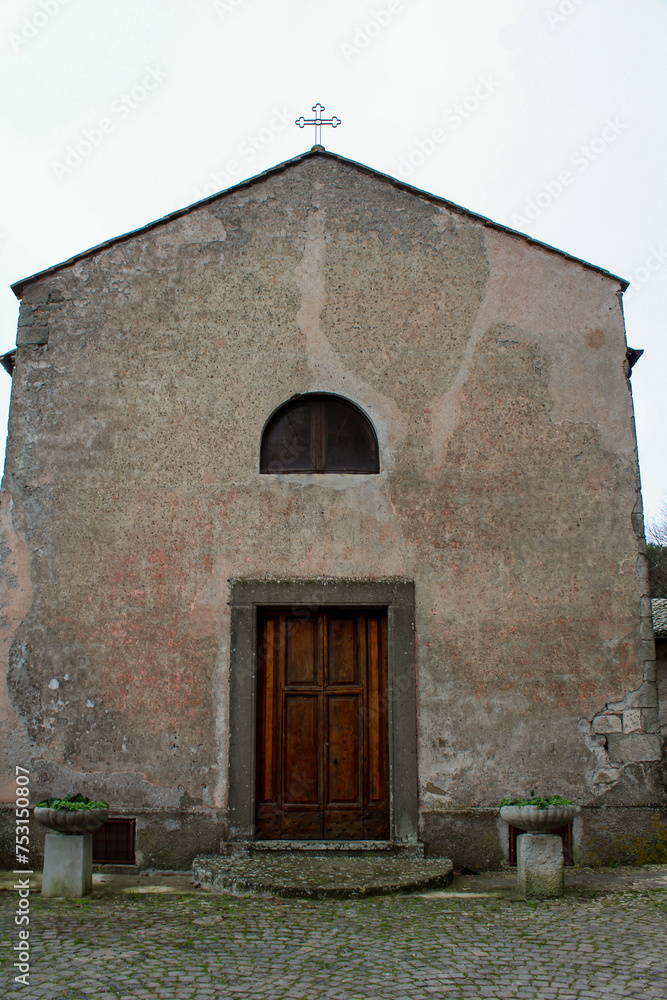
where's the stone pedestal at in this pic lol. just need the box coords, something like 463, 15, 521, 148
42, 833, 93, 898
516, 832, 564, 899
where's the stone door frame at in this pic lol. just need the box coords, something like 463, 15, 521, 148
227, 579, 418, 843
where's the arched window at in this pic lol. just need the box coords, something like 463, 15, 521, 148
260, 393, 379, 474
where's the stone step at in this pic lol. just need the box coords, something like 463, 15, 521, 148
220, 839, 425, 858
193, 851, 453, 899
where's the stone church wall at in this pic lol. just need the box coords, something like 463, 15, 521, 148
0, 153, 663, 868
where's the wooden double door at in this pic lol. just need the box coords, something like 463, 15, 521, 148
255, 609, 390, 840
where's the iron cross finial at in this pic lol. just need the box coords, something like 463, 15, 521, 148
295, 103, 341, 146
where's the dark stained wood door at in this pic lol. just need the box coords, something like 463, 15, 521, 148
255, 609, 389, 840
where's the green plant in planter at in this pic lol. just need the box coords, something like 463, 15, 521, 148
499, 794, 573, 809
36, 794, 108, 811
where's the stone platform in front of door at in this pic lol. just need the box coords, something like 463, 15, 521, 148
193, 841, 453, 899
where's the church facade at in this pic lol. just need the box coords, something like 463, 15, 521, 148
0, 149, 663, 869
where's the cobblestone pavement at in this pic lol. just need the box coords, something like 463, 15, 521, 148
1, 877, 666, 1000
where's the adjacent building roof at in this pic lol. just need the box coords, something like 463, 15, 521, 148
652, 598, 667, 639
10, 146, 629, 299
0, 349, 16, 376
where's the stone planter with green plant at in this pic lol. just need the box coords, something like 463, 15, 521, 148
34, 794, 109, 835
499, 794, 576, 899
35, 795, 109, 898
499, 794, 576, 834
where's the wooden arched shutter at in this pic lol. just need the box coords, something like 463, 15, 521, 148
260, 394, 379, 474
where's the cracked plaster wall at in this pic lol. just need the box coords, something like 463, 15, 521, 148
0, 154, 661, 862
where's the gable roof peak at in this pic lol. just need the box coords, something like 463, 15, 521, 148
11, 145, 627, 297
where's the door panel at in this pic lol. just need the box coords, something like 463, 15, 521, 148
364, 616, 390, 838
258, 616, 279, 804
256, 609, 389, 840
367, 616, 386, 805
285, 617, 319, 686
327, 616, 359, 685
284, 696, 320, 804
327, 695, 361, 804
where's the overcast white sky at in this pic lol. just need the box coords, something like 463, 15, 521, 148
1, 0, 665, 527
